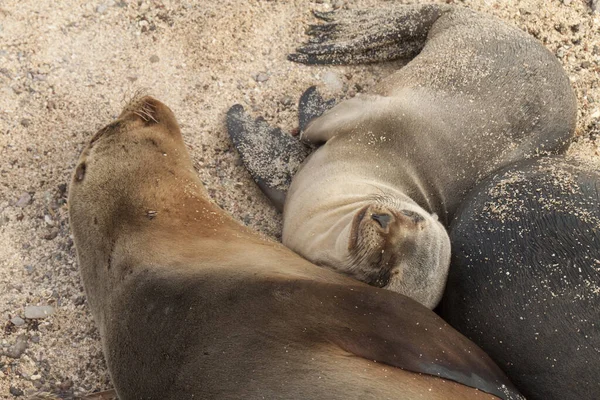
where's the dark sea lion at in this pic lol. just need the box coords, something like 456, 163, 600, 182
68, 96, 523, 399
228, 4, 577, 308
439, 154, 600, 400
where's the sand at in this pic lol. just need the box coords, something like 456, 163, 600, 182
0, 0, 598, 398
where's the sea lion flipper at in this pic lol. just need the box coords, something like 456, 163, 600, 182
289, 5, 449, 65
307, 282, 524, 400
298, 86, 336, 133
226, 105, 311, 211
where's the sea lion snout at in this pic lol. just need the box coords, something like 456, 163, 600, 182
349, 205, 428, 252
344, 202, 450, 308
118, 95, 181, 135
86, 97, 181, 149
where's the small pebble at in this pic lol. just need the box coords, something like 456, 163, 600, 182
15, 192, 32, 208
562, 0, 571, 5
96, 4, 108, 14
519, 7, 531, 15
332, 0, 344, 9
9, 386, 24, 397
44, 215, 54, 226
4, 335, 28, 359
24, 265, 35, 274
279, 96, 293, 106
322, 71, 343, 92
43, 230, 59, 240
10, 316, 25, 326
254, 72, 269, 83
593, 0, 600, 12
58, 379, 74, 390
149, 54, 160, 63
20, 118, 31, 127
73, 295, 86, 306
24, 305, 55, 319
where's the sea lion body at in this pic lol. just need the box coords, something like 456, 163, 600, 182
440, 155, 600, 400
275, 5, 576, 307
69, 97, 522, 399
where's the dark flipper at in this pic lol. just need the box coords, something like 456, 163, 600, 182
294, 280, 524, 399
298, 86, 336, 132
227, 105, 311, 212
288, 5, 449, 65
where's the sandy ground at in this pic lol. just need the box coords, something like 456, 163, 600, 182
0, 0, 598, 398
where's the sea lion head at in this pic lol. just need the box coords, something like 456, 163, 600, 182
69, 94, 193, 228
344, 196, 450, 309
68, 95, 199, 321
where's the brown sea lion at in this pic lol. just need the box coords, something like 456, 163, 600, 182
68, 96, 522, 399
227, 3, 576, 308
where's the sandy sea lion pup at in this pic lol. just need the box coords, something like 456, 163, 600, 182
440, 155, 600, 400
68, 96, 524, 399
227, 3, 577, 309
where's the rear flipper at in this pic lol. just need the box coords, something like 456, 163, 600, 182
227, 105, 311, 212
288, 4, 449, 65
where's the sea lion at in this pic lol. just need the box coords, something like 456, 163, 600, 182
439, 155, 600, 400
68, 96, 523, 399
227, 3, 577, 309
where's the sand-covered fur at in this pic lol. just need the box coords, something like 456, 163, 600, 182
1, 0, 599, 397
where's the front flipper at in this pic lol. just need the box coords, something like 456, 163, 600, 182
299, 281, 524, 399
301, 93, 390, 145
288, 5, 449, 65
298, 86, 337, 133
227, 105, 311, 212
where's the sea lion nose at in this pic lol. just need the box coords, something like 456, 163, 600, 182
119, 96, 181, 134
371, 213, 391, 229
